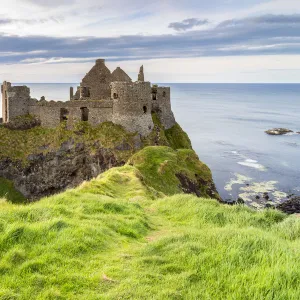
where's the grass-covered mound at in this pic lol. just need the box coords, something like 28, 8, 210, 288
128, 146, 220, 200
0, 163, 299, 299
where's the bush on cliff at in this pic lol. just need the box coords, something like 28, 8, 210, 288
0, 160, 299, 299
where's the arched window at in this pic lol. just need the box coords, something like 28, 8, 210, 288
163, 91, 166, 97
113, 93, 118, 99
152, 93, 157, 100
143, 106, 147, 114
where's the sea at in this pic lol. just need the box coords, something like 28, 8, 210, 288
2, 83, 300, 208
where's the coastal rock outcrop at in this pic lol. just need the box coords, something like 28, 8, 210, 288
277, 197, 300, 214
0, 140, 125, 200
265, 128, 293, 135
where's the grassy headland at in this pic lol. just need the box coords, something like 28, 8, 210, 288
0, 156, 299, 299
0, 115, 299, 299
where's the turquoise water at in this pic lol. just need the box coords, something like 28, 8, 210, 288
3, 83, 300, 207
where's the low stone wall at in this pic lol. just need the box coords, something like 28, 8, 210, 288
28, 99, 113, 128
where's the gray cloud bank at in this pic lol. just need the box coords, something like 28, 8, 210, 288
0, 17, 64, 25
1, 14, 300, 64
168, 18, 209, 31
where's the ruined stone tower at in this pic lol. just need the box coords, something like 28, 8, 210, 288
138, 65, 145, 81
1, 81, 30, 123
111, 81, 154, 136
80, 59, 112, 100
1, 59, 176, 136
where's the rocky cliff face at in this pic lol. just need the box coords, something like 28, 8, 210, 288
0, 140, 130, 200
0, 117, 220, 202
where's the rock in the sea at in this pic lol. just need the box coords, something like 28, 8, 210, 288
277, 197, 300, 214
263, 192, 270, 200
236, 197, 245, 204
265, 128, 293, 135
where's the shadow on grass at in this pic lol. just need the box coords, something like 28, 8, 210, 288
0, 177, 27, 204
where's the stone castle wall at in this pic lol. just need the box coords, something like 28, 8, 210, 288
111, 81, 154, 136
153, 87, 176, 129
28, 99, 113, 128
1, 82, 30, 122
80, 59, 112, 100
1, 59, 176, 136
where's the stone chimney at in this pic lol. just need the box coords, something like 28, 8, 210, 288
96, 59, 105, 65
138, 65, 144, 81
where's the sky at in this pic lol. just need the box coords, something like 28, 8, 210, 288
0, 0, 300, 83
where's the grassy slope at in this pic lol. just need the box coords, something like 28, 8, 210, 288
129, 146, 216, 198
0, 164, 299, 299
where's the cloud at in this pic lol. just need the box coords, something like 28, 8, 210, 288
0, 17, 64, 26
0, 14, 300, 65
218, 14, 300, 28
24, 0, 75, 7
0, 19, 12, 25
168, 18, 209, 31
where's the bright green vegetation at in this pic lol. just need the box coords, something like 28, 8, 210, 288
0, 121, 139, 164
0, 178, 26, 203
129, 146, 216, 198
143, 113, 192, 150
0, 159, 299, 299
165, 123, 192, 150
0, 113, 192, 167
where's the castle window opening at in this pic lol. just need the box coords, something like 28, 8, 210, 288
82, 87, 90, 98
152, 93, 157, 100
60, 108, 69, 122
143, 106, 147, 114
163, 91, 166, 98
80, 107, 89, 121
113, 93, 118, 99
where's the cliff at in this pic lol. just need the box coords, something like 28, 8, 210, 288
0, 113, 219, 201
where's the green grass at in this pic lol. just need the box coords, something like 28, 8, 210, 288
142, 113, 192, 150
165, 122, 192, 150
0, 115, 192, 167
128, 146, 218, 199
0, 159, 299, 299
0, 122, 139, 165
0, 177, 26, 203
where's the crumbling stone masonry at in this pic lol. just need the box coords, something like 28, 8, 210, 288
1, 59, 176, 136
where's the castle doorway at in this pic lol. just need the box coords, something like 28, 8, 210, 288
143, 106, 147, 114
80, 107, 89, 121
60, 108, 69, 122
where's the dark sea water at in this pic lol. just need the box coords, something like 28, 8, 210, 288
3, 83, 300, 208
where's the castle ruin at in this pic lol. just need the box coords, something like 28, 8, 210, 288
1, 59, 175, 136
